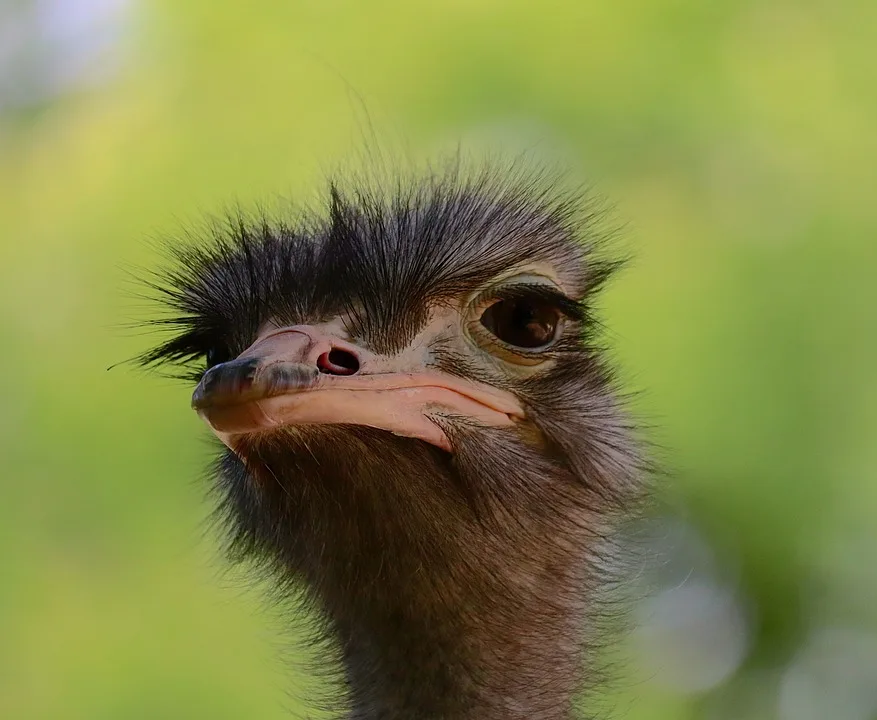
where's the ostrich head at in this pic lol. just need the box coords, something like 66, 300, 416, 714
141, 162, 646, 719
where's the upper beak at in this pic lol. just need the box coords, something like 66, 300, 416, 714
192, 325, 524, 452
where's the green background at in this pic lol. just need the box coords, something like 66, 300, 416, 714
2, 1, 876, 718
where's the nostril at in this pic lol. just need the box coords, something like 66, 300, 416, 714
317, 348, 360, 376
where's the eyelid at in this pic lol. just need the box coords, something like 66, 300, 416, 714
465, 279, 576, 364
470, 282, 584, 322
465, 321, 560, 365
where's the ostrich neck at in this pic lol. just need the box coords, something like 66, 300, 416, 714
332, 564, 588, 720
234, 431, 601, 719
297, 473, 594, 720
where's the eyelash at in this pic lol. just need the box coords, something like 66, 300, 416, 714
470, 284, 584, 324
464, 284, 582, 365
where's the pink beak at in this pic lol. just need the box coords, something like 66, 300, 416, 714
192, 325, 524, 452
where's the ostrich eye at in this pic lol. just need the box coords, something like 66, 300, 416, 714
479, 297, 561, 349
205, 345, 231, 369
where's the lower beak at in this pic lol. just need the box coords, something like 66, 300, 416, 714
191, 326, 524, 453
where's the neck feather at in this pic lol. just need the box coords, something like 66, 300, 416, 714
330, 508, 596, 719
225, 427, 620, 720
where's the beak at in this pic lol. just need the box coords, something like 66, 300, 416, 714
192, 325, 524, 452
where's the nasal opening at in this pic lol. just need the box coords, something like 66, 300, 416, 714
317, 348, 360, 376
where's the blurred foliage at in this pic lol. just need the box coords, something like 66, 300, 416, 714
1, 1, 875, 718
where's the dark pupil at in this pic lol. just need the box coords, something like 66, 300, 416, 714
480, 299, 560, 349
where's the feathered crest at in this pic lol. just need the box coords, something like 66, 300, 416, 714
134, 155, 626, 382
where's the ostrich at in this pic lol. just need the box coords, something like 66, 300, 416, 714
140, 161, 647, 719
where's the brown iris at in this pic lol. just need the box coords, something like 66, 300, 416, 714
479, 297, 561, 350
